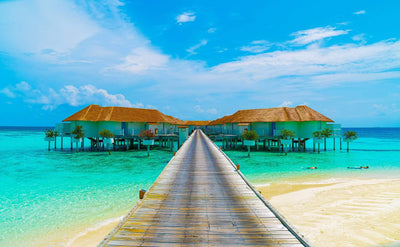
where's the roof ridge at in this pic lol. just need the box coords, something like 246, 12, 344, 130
96, 106, 103, 121
108, 106, 115, 121
283, 107, 291, 120
82, 105, 93, 120
294, 106, 303, 121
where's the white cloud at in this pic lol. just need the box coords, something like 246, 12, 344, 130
290, 26, 349, 45
60, 84, 134, 107
1, 82, 144, 110
194, 105, 217, 115
112, 47, 169, 73
208, 28, 216, 33
354, 10, 366, 15
187, 40, 208, 55
240, 40, 271, 53
176, 12, 196, 24
373, 104, 400, 116
207, 108, 218, 114
0, 88, 16, 98
0, 0, 162, 72
279, 101, 293, 107
144, 104, 157, 109
352, 34, 366, 43
212, 40, 400, 85
194, 105, 204, 113
0, 0, 100, 54
15, 81, 32, 91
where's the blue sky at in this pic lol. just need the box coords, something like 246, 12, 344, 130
0, 0, 399, 127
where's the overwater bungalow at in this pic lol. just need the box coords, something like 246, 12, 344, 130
208, 105, 341, 150
209, 105, 335, 137
57, 104, 184, 150
62, 104, 183, 136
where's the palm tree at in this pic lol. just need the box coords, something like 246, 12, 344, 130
71, 125, 85, 151
320, 128, 333, 151
343, 131, 358, 152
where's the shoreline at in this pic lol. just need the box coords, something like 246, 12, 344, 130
66, 217, 122, 247
63, 177, 400, 247
257, 177, 400, 247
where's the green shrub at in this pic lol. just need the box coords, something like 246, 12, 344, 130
99, 129, 114, 138
280, 129, 295, 139
241, 130, 259, 141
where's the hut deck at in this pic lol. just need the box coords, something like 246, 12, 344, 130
99, 130, 310, 246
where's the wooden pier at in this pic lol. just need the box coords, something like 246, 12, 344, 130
99, 130, 312, 246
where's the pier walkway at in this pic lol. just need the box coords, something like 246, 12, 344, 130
99, 130, 311, 246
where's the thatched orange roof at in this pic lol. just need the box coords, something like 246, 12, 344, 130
63, 105, 184, 124
208, 115, 233, 125
209, 106, 333, 124
183, 120, 211, 126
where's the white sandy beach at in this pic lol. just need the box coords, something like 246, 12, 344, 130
258, 178, 400, 247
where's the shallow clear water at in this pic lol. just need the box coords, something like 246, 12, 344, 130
225, 128, 400, 184
0, 127, 172, 246
0, 127, 399, 246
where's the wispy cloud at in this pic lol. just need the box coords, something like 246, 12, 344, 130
207, 28, 216, 33
194, 105, 217, 114
373, 104, 400, 116
279, 101, 293, 107
240, 40, 271, 53
0, 0, 154, 69
112, 47, 169, 74
352, 34, 366, 44
354, 10, 366, 15
0, 88, 16, 98
0, 0, 101, 54
0, 82, 143, 110
212, 40, 400, 86
290, 26, 349, 45
176, 12, 196, 24
187, 40, 208, 55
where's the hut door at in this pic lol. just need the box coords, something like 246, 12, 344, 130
121, 122, 126, 136
272, 122, 276, 136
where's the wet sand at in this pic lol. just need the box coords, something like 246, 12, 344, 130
66, 218, 120, 247
257, 178, 400, 247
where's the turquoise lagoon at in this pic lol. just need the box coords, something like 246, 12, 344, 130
226, 128, 400, 184
0, 127, 399, 246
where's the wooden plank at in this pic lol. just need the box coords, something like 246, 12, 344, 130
99, 130, 312, 247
